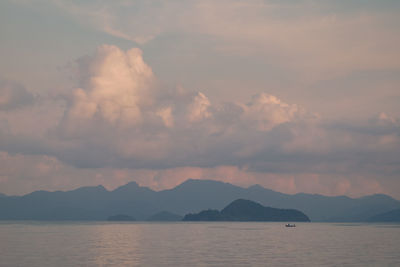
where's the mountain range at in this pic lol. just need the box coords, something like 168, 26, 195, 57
368, 208, 400, 222
0, 179, 399, 222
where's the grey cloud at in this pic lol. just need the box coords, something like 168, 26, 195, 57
0, 46, 399, 181
0, 80, 35, 111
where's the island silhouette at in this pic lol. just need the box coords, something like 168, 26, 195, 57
183, 199, 310, 221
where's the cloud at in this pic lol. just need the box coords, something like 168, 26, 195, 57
187, 92, 212, 122
8, 0, 400, 121
2, 46, 397, 175
0, 80, 34, 111
51, 46, 400, 184
0, 44, 399, 197
62, 45, 154, 133
46, 45, 315, 170
243, 93, 309, 131
49, 0, 400, 80
156, 106, 174, 128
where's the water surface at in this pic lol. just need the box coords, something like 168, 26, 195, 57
0, 222, 399, 266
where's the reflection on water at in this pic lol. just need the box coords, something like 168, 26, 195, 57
0, 222, 399, 266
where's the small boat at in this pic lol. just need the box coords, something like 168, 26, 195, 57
285, 223, 296, 227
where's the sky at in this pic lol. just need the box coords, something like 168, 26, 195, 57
0, 0, 399, 198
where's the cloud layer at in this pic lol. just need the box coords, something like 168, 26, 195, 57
0, 45, 399, 198
52, 45, 317, 170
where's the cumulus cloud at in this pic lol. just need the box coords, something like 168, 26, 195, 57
187, 92, 212, 122
0, 80, 34, 111
49, 45, 316, 169
62, 45, 154, 134
0, 45, 399, 197
243, 93, 309, 131
9, 0, 400, 121
3, 46, 394, 176
156, 106, 174, 128
53, 47, 400, 185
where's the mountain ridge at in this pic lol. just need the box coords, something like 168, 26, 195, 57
368, 208, 400, 222
0, 179, 399, 221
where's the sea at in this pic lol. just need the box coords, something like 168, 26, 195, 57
0, 222, 399, 266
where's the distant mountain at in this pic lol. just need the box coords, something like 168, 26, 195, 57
183, 199, 310, 222
0, 179, 399, 221
0, 193, 6, 198
107, 214, 136, 221
146, 211, 182, 221
368, 209, 400, 222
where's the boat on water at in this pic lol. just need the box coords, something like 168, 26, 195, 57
285, 223, 296, 227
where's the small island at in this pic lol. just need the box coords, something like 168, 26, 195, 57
107, 214, 136, 221
183, 199, 310, 222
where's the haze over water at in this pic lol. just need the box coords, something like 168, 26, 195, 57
1, 222, 399, 266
